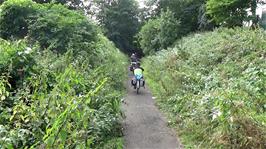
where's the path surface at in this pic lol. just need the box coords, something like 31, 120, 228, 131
122, 78, 182, 149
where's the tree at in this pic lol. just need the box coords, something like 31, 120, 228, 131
198, 3, 217, 30
33, 0, 84, 10
0, 0, 38, 39
138, 18, 160, 55
146, 0, 214, 33
0, 0, 5, 5
145, 0, 184, 18
0, 0, 97, 53
93, 0, 140, 54
159, 9, 181, 49
180, 0, 205, 33
206, 0, 265, 27
207, 0, 249, 27
138, 9, 181, 55
249, 0, 266, 27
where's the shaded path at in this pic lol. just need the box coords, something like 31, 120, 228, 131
122, 78, 182, 149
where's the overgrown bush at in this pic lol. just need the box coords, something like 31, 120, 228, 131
0, 0, 97, 53
143, 28, 266, 148
28, 3, 97, 53
0, 0, 39, 39
0, 36, 127, 149
0, 0, 127, 148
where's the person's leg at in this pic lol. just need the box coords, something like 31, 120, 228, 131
131, 77, 137, 88
133, 76, 137, 89
131, 78, 134, 86
142, 76, 145, 88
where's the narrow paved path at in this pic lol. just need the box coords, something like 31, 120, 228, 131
122, 77, 182, 149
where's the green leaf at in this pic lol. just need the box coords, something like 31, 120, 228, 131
59, 130, 68, 142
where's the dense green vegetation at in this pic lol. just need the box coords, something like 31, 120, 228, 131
1, 0, 266, 148
0, 0, 97, 53
140, 1, 266, 148
92, 0, 141, 53
139, 0, 265, 55
138, 9, 181, 55
143, 28, 266, 148
138, 0, 214, 55
206, 0, 264, 27
0, 0, 127, 148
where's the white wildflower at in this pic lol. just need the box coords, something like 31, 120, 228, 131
229, 116, 234, 122
212, 108, 222, 120
24, 47, 32, 54
18, 51, 23, 55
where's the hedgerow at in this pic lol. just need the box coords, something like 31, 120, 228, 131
143, 28, 266, 148
0, 0, 127, 148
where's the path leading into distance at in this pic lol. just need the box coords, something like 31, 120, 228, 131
122, 76, 182, 149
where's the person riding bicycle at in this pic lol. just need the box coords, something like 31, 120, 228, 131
130, 53, 138, 62
134, 62, 144, 75
131, 62, 145, 88
130, 53, 138, 71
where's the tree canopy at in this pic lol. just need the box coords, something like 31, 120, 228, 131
138, 9, 181, 55
207, 0, 265, 27
92, 0, 140, 54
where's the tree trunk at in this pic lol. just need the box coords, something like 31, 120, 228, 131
251, 0, 258, 27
